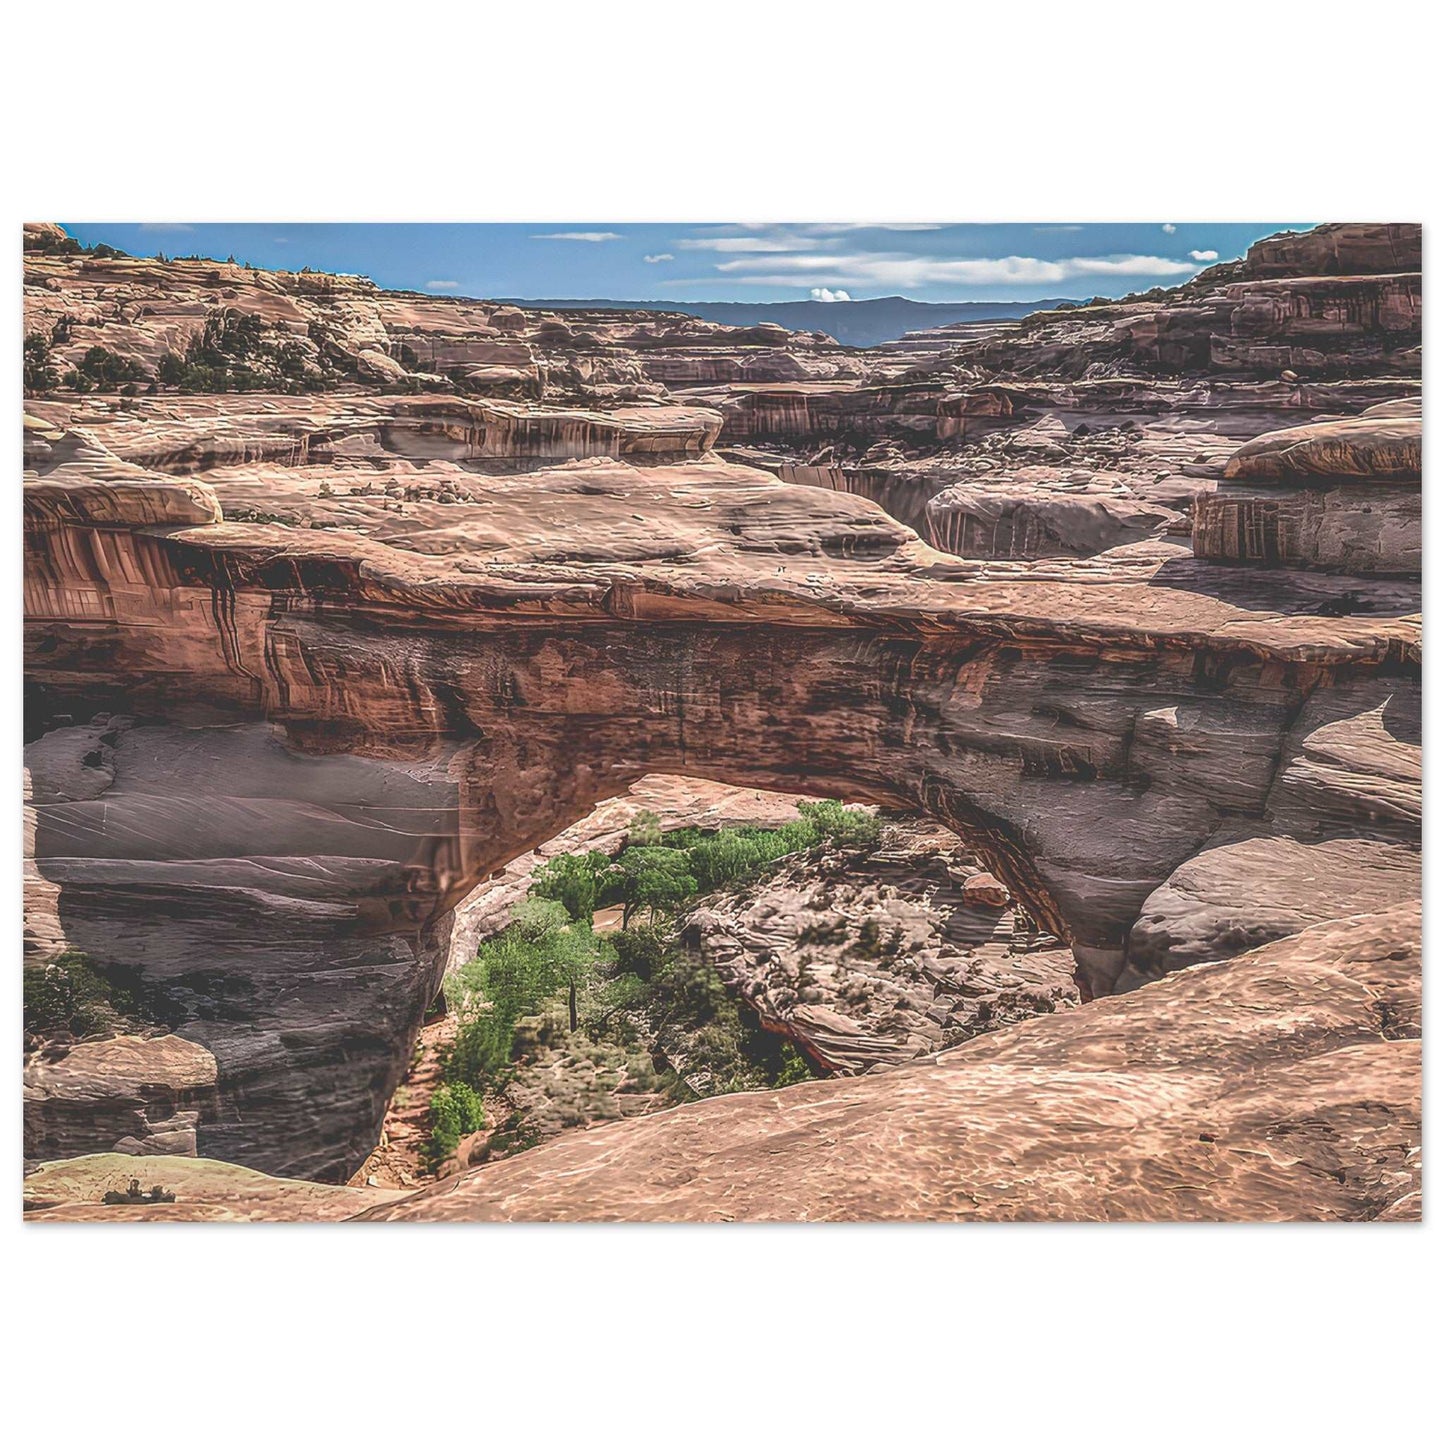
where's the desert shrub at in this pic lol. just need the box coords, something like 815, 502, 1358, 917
680, 821, 814, 891
797, 798, 882, 850
773, 1044, 813, 1087
424, 1080, 485, 1166
23, 951, 139, 1041
155, 351, 187, 387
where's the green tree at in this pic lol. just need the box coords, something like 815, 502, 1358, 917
23, 333, 58, 393
608, 846, 698, 928
446, 899, 605, 1082
531, 849, 609, 922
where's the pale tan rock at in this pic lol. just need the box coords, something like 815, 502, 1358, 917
24, 1152, 404, 1222
356, 906, 1421, 1223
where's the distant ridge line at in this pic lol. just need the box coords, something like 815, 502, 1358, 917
491, 295, 1071, 347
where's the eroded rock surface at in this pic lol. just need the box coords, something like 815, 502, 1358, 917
1194, 401, 1422, 575
354, 904, 1421, 1221
24, 1151, 403, 1222
683, 819, 1078, 1073
24, 1035, 219, 1161
22, 223, 1421, 1187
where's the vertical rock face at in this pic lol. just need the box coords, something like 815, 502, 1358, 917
22, 223, 1421, 1190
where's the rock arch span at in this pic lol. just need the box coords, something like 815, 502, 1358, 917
23, 462, 1418, 1179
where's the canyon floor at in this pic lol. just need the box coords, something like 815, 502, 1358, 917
21, 220, 1421, 1222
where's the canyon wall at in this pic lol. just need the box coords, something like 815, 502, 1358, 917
23, 223, 1421, 1187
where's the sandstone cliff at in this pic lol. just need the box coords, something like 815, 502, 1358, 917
22, 223, 1421, 1207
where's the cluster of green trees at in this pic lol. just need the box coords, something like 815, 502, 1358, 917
67, 346, 150, 393
24, 307, 347, 397
23, 333, 58, 393
426, 800, 878, 1164
154, 308, 320, 393
24, 336, 153, 396
530, 798, 880, 928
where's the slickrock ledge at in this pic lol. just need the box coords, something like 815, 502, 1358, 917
355, 904, 1421, 1221
1195, 401, 1422, 576
24, 1152, 404, 1222
23, 1035, 219, 1161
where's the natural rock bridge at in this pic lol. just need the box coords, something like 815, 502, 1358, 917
24, 445, 1419, 1180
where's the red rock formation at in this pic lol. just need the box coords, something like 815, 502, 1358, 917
1195, 401, 1421, 575
22, 223, 1422, 1195
356, 904, 1420, 1221
24, 429, 1419, 1176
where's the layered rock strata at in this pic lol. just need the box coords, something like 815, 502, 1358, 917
683, 820, 1078, 1073
22, 222, 1422, 1189
1193, 401, 1421, 576
24, 429, 1419, 1177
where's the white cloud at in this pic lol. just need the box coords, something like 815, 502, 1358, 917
810, 287, 852, 302
678, 235, 831, 253
707, 251, 1201, 289
643, 253, 673, 263
699, 223, 941, 234
1034, 224, 1084, 232
1162, 223, 1177, 234
532, 231, 622, 242
1068, 255, 1198, 276
138, 223, 195, 232
1189, 249, 1219, 262
425, 280, 460, 291
818, 223, 942, 232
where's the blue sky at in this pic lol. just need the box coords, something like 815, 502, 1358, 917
59, 222, 1310, 303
